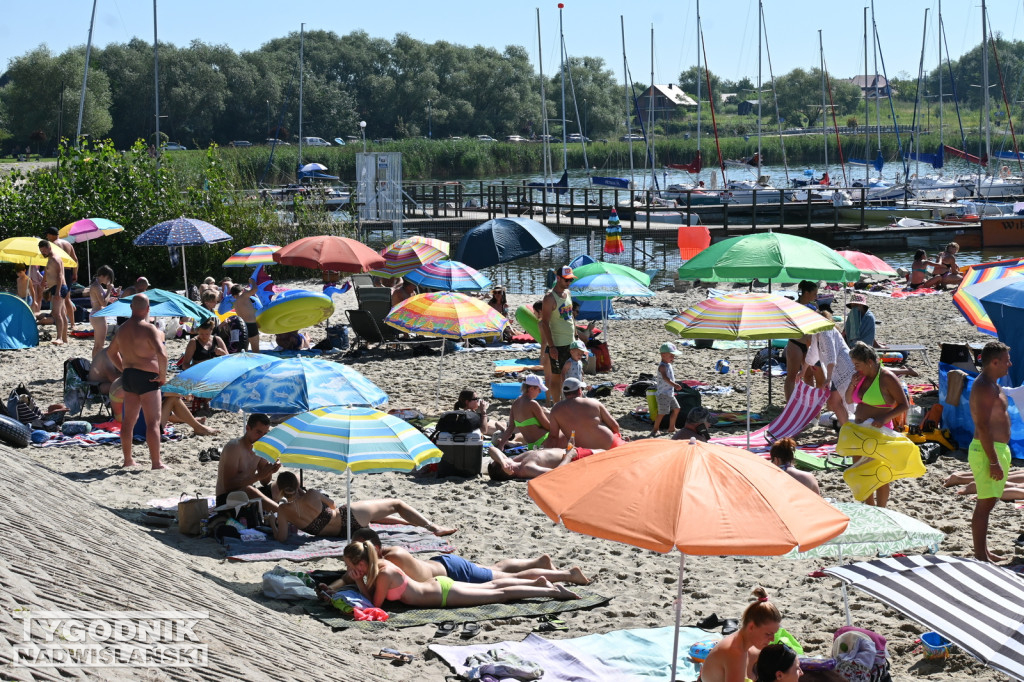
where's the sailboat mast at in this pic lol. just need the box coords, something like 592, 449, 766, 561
871, 0, 881, 155
819, 30, 827, 170
621, 16, 633, 184
649, 23, 656, 192
938, 0, 943, 149
298, 23, 305, 170
76, 0, 98, 148
153, 0, 160, 168
559, 4, 567, 172
696, 0, 702, 156
913, 9, 929, 179
756, 0, 762, 177
982, 0, 991, 166
538, 8, 551, 187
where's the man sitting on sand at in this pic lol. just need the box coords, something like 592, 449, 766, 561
316, 528, 589, 597
216, 413, 280, 511
486, 444, 605, 481
768, 437, 821, 495
671, 406, 713, 442
548, 377, 626, 450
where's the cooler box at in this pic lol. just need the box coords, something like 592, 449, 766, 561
436, 430, 484, 478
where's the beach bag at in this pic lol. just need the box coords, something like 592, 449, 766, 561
588, 340, 612, 372
262, 566, 317, 600
216, 315, 249, 354
435, 410, 482, 435
177, 493, 209, 536
7, 384, 41, 426
832, 626, 891, 682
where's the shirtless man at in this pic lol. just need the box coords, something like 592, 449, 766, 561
548, 377, 626, 450
318, 528, 589, 596
216, 413, 280, 511
968, 341, 1012, 563
539, 266, 577, 404
230, 283, 260, 351
38, 240, 69, 345
45, 227, 78, 328
106, 294, 168, 469
485, 444, 605, 481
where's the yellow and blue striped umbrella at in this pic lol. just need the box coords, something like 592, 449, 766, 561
665, 292, 832, 340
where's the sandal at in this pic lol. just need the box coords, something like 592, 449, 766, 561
434, 621, 457, 637
695, 613, 721, 630
461, 622, 481, 639
721, 619, 739, 635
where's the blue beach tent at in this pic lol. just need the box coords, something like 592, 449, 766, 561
0, 293, 38, 349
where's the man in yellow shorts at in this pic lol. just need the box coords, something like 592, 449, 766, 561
968, 341, 1012, 563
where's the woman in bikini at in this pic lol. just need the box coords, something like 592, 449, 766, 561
268, 471, 456, 542
844, 341, 909, 508
491, 375, 552, 450
922, 242, 963, 289
181, 318, 227, 369
699, 587, 783, 682
454, 389, 506, 437
88, 265, 118, 358
341, 540, 579, 609
907, 249, 939, 290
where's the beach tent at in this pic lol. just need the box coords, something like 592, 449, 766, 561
0, 294, 38, 349
976, 279, 1024, 388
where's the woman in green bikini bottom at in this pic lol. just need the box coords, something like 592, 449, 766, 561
342, 541, 579, 608
492, 375, 553, 450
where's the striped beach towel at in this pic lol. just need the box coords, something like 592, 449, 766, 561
712, 381, 828, 448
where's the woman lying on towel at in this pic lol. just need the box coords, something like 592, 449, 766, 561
268, 471, 456, 542
699, 587, 783, 682
342, 540, 580, 609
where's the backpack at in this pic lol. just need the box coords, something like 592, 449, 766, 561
216, 315, 249, 354
7, 384, 41, 426
587, 340, 612, 372
832, 626, 891, 682
435, 410, 482, 435
626, 380, 656, 397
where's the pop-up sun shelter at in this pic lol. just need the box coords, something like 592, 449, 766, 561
0, 294, 38, 349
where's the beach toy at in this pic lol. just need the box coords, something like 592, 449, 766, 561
492, 382, 545, 401
716, 359, 730, 374
688, 639, 716, 664
837, 422, 926, 502
515, 305, 542, 342
256, 290, 334, 334
920, 631, 951, 660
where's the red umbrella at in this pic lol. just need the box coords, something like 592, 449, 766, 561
835, 250, 898, 278
273, 235, 385, 273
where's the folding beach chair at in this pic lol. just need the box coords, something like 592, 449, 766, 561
62, 358, 109, 418
346, 310, 389, 349
712, 380, 828, 448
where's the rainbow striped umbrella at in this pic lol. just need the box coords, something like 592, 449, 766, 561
58, 218, 125, 283
254, 406, 441, 538
666, 292, 834, 447
404, 259, 492, 291
224, 243, 281, 267
369, 236, 449, 278
953, 258, 1024, 336
386, 291, 507, 410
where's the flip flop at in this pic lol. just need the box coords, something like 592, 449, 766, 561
534, 615, 569, 632
461, 622, 481, 639
721, 619, 739, 635
695, 613, 721, 630
434, 621, 457, 637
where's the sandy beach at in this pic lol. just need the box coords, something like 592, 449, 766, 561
0, 279, 1018, 681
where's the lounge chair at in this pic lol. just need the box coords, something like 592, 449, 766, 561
712, 380, 828, 448
351, 274, 374, 288
62, 358, 109, 418
346, 310, 388, 349
355, 286, 393, 306
360, 299, 401, 341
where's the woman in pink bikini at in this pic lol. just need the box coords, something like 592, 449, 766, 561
341, 541, 579, 609
844, 342, 909, 507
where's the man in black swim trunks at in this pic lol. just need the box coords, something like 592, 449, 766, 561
39, 240, 70, 346
216, 413, 280, 511
107, 294, 169, 469
44, 227, 78, 334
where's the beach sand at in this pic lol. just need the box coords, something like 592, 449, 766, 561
0, 280, 1018, 681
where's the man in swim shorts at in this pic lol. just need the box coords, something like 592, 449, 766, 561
107, 294, 169, 469
485, 444, 605, 480
45, 227, 78, 332
39, 239, 70, 345
968, 341, 1013, 563
549, 377, 627, 450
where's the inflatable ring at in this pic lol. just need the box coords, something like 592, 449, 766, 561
256, 290, 334, 334
515, 305, 541, 342
0, 413, 31, 448
689, 639, 716, 664
837, 422, 926, 501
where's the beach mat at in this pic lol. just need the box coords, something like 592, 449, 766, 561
226, 524, 455, 562
305, 589, 610, 631
430, 626, 716, 681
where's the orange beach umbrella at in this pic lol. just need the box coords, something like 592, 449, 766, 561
529, 438, 848, 680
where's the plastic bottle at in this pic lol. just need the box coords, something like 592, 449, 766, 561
566, 430, 576, 454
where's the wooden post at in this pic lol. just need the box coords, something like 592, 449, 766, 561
805, 189, 813, 234
502, 182, 509, 218
569, 188, 575, 226
779, 189, 785, 229
752, 189, 758, 232
432, 185, 439, 218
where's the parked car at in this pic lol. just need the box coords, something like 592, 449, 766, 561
476, 135, 497, 142
620, 133, 644, 141
230, 140, 252, 147
301, 137, 331, 147
505, 135, 527, 143
567, 133, 590, 143
265, 138, 290, 145
537, 134, 553, 142
162, 142, 186, 150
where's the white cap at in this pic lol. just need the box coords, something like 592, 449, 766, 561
562, 377, 587, 393
522, 374, 548, 391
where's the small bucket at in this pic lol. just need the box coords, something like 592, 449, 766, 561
921, 631, 951, 659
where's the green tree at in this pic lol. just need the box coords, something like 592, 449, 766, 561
677, 65, 720, 100
773, 68, 861, 128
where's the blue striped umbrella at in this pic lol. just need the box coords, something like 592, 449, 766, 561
254, 406, 442, 537
404, 259, 492, 291
163, 352, 277, 399
134, 217, 232, 293
209, 357, 388, 414
569, 271, 655, 301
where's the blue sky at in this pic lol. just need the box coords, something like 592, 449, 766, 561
0, 1, 1018, 87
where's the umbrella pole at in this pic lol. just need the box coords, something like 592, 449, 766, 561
86, 241, 92, 284
346, 467, 353, 541
434, 339, 446, 414
840, 548, 852, 626
181, 245, 188, 296
669, 553, 687, 682
746, 340, 753, 450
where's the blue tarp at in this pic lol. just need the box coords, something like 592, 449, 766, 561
938, 362, 1024, 460
0, 294, 38, 349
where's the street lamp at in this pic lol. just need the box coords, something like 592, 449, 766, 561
427, 99, 432, 139
359, 120, 367, 153
583, 98, 587, 139
266, 100, 270, 138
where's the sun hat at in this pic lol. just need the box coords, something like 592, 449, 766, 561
569, 340, 588, 352
660, 342, 683, 355
687, 406, 713, 426
45, 403, 69, 415
211, 491, 252, 513
562, 377, 587, 393
559, 265, 576, 280
522, 374, 548, 391
846, 293, 869, 309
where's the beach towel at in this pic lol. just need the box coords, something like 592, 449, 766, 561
712, 381, 829, 448
225, 524, 455, 562
305, 588, 609, 631
430, 626, 717, 682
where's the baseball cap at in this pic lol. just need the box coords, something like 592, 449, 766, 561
522, 374, 548, 391
659, 342, 683, 355
562, 377, 587, 393
569, 340, 587, 352
559, 265, 576, 280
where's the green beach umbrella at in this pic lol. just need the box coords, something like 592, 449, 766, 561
571, 261, 651, 287
676, 232, 861, 284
